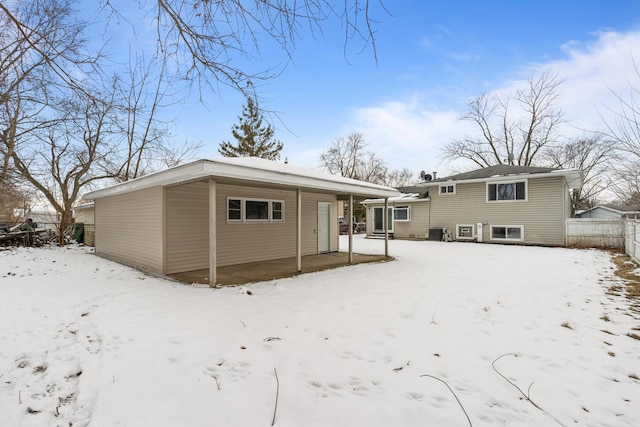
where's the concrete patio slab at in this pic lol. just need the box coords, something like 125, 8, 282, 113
169, 251, 392, 286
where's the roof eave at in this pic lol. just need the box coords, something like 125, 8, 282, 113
418, 169, 583, 189
83, 159, 400, 200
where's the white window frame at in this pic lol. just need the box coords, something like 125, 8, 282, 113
490, 225, 524, 242
439, 184, 456, 195
486, 180, 528, 203
456, 224, 475, 240
227, 198, 243, 222
227, 197, 285, 223
393, 205, 411, 222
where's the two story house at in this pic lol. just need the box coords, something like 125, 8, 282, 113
362, 165, 583, 246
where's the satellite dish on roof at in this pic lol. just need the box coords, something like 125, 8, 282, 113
420, 170, 432, 182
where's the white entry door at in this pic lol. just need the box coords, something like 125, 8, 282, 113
317, 202, 331, 253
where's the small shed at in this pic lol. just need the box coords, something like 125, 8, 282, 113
73, 202, 95, 246
83, 157, 400, 285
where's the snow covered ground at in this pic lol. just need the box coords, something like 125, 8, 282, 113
1, 236, 639, 427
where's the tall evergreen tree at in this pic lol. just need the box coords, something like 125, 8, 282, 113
219, 98, 284, 160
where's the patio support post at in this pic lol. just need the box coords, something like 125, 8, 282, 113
208, 178, 217, 287
296, 188, 302, 272
384, 197, 389, 257
348, 194, 354, 264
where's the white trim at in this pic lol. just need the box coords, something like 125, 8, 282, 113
456, 224, 475, 240
490, 225, 524, 242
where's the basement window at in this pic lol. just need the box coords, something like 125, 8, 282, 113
490, 225, 524, 241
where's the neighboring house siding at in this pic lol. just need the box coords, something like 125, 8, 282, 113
74, 207, 95, 246
95, 187, 164, 273
165, 181, 209, 274
428, 176, 567, 245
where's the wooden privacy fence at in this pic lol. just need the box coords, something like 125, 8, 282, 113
625, 219, 640, 265
566, 218, 625, 249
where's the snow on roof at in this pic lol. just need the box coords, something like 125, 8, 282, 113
84, 157, 401, 200
361, 193, 429, 205
418, 164, 583, 189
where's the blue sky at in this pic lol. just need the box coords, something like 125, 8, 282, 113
136, 1, 640, 177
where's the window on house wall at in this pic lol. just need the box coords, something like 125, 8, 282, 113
487, 181, 526, 201
456, 224, 474, 239
393, 205, 411, 221
272, 201, 283, 221
227, 197, 284, 222
439, 184, 455, 195
490, 225, 523, 241
228, 199, 242, 221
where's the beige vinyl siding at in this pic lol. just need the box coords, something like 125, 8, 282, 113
94, 186, 164, 273
365, 202, 431, 239
429, 176, 567, 245
214, 185, 339, 267
165, 181, 209, 274
391, 202, 430, 238
215, 184, 296, 266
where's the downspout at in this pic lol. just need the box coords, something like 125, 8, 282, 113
384, 197, 389, 257
348, 194, 353, 264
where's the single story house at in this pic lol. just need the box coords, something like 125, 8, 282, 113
576, 204, 639, 219
83, 157, 400, 285
362, 165, 583, 246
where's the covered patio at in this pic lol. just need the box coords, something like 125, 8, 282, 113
169, 251, 392, 286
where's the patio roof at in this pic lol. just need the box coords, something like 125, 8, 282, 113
84, 157, 400, 200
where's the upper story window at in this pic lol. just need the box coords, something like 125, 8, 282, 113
487, 180, 527, 202
393, 205, 411, 221
227, 198, 284, 222
439, 184, 455, 195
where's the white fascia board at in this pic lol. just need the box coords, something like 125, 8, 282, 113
84, 159, 400, 200
419, 169, 584, 189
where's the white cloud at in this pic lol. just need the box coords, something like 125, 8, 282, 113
346, 29, 640, 177
346, 98, 474, 176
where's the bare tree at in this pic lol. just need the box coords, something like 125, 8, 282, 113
382, 167, 414, 188
602, 59, 640, 208
442, 72, 564, 167
320, 133, 387, 183
543, 135, 614, 211
97, 0, 387, 98
104, 55, 202, 183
